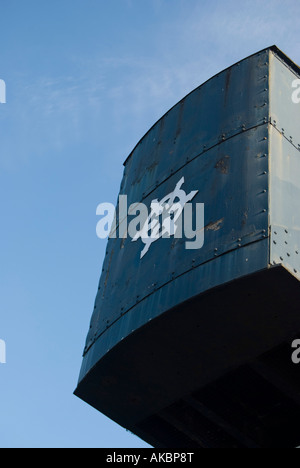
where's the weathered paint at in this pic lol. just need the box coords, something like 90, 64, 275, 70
269, 50, 300, 280
75, 46, 300, 448
83, 49, 270, 358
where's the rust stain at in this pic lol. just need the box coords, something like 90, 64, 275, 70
147, 159, 158, 172
103, 249, 114, 293
215, 155, 230, 174
176, 100, 184, 137
205, 218, 224, 231
242, 210, 249, 227
224, 68, 231, 106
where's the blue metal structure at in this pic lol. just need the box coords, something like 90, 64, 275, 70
75, 46, 300, 448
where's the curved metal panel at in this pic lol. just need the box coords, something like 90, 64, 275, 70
84, 51, 270, 355
75, 46, 300, 448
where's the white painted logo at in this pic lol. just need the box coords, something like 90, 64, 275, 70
132, 177, 201, 258
96, 177, 205, 258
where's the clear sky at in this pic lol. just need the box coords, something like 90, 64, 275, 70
0, 0, 300, 448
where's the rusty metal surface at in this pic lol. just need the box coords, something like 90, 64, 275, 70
82, 49, 270, 360
75, 46, 300, 448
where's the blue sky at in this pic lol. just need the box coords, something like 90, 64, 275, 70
0, 0, 300, 448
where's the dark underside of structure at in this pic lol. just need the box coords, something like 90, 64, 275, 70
75, 265, 300, 448
75, 46, 300, 448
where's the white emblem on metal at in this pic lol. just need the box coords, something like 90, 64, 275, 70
132, 177, 198, 258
